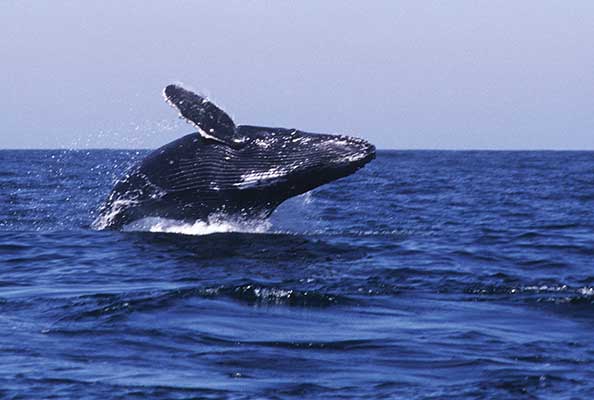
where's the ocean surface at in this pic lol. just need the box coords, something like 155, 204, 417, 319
1, 149, 593, 399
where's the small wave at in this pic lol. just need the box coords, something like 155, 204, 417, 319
47, 284, 347, 325
463, 284, 594, 305
219, 284, 345, 307
122, 216, 271, 236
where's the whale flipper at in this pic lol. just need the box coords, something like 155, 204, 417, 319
164, 84, 238, 144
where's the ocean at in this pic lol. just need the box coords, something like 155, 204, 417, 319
1, 150, 593, 399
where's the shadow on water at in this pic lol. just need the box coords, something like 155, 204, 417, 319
122, 230, 372, 264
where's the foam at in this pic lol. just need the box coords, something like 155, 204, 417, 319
121, 215, 271, 236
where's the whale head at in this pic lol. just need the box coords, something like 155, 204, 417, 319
230, 126, 376, 196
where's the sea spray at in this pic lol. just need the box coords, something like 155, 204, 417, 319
121, 214, 271, 235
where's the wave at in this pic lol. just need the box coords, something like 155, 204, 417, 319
462, 284, 594, 305
45, 284, 348, 326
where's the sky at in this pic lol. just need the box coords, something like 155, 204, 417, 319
1, 1, 593, 150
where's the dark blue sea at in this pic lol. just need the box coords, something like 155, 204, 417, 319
1, 150, 593, 399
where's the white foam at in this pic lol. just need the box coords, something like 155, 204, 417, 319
121, 215, 271, 236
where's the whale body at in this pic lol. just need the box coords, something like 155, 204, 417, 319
93, 84, 375, 230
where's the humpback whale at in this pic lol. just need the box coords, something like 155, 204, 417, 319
93, 84, 375, 230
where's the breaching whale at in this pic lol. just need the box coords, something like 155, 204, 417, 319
93, 84, 375, 230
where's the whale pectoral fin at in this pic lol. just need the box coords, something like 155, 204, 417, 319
164, 84, 238, 144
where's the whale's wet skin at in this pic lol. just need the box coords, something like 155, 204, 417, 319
93, 85, 375, 229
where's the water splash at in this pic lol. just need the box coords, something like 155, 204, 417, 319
121, 215, 271, 236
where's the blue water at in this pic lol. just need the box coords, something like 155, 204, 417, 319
1, 150, 593, 399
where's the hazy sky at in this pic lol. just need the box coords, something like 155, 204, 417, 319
1, 1, 593, 149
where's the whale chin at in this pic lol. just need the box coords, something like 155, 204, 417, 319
93, 84, 375, 230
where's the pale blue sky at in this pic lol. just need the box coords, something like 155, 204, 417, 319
1, 1, 593, 149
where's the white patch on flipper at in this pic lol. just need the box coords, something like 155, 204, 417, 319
195, 126, 224, 142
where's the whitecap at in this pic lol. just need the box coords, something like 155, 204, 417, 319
121, 215, 271, 236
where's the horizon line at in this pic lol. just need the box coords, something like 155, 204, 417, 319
0, 147, 593, 152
